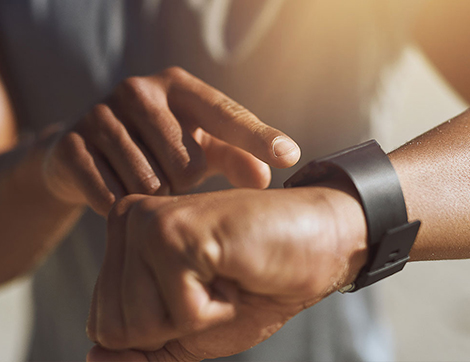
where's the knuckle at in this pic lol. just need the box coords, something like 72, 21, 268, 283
116, 76, 166, 116
118, 76, 147, 100
147, 204, 187, 244
162, 66, 189, 82
89, 103, 113, 122
151, 207, 177, 238
127, 196, 153, 223
213, 97, 253, 122
250, 123, 274, 149
54, 131, 93, 170
97, 326, 128, 350
88, 104, 124, 142
127, 196, 176, 243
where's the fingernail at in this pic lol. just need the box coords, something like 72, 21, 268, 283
272, 136, 297, 157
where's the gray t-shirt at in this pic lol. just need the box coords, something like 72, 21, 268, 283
0, 0, 417, 360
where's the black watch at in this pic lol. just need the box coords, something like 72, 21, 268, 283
284, 140, 421, 292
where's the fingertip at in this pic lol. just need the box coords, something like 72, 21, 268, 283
271, 136, 301, 168
239, 161, 271, 189
90, 199, 114, 217
226, 153, 271, 189
253, 162, 271, 189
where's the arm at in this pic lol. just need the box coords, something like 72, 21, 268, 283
88, 108, 470, 361
390, 109, 470, 261
0, 65, 300, 285
0, 65, 83, 284
85, 5, 470, 358
391, 1, 470, 258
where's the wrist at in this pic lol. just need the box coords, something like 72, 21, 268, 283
285, 140, 420, 293
314, 177, 369, 289
288, 178, 368, 296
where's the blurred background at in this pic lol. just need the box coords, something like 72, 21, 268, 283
1, 44, 469, 362
0, 2, 470, 360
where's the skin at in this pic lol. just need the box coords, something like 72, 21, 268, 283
86, 108, 470, 362
0, 66, 300, 285
1, 1, 470, 361
87, 1, 470, 359
87, 183, 367, 360
389, 111, 470, 262
44, 67, 300, 215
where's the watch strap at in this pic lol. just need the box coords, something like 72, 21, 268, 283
284, 140, 420, 292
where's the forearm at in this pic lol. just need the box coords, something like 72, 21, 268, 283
389, 109, 470, 261
0, 130, 83, 284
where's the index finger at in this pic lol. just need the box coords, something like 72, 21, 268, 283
162, 67, 301, 168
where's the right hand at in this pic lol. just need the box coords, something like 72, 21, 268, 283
43, 66, 300, 215
86, 184, 367, 360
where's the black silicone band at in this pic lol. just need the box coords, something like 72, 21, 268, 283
284, 140, 420, 292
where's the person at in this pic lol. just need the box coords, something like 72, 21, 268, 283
88, 104, 470, 362
85, 105, 470, 362
0, 0, 468, 361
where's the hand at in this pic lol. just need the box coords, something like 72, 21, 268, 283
43, 67, 300, 215
87, 182, 368, 361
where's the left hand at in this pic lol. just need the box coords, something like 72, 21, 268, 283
87, 184, 368, 361
42, 67, 301, 216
